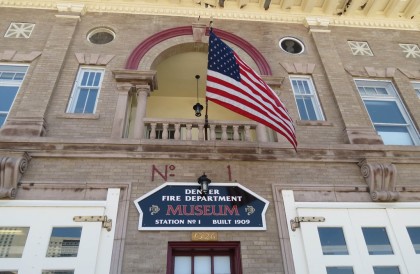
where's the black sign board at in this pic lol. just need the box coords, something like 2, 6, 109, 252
134, 183, 269, 230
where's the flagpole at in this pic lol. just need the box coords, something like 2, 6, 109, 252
205, 99, 209, 141
204, 17, 212, 141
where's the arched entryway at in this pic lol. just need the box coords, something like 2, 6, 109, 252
113, 26, 279, 142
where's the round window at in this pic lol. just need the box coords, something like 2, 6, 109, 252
87, 28, 115, 45
279, 37, 305, 54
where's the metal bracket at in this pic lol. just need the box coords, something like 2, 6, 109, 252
290, 216, 325, 231
73, 215, 112, 232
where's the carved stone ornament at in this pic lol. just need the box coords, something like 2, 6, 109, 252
358, 159, 399, 202
0, 154, 30, 199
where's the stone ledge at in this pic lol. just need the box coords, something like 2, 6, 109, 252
56, 113, 100, 120
296, 120, 334, 126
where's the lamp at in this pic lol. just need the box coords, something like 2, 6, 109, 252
193, 75, 203, 117
197, 173, 211, 195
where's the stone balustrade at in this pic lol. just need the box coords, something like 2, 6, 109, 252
143, 118, 259, 142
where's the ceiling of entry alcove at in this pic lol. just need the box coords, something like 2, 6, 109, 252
152, 51, 208, 98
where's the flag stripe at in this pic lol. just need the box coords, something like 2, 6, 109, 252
207, 82, 296, 144
206, 31, 297, 149
207, 72, 296, 140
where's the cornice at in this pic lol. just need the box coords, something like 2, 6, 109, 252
1, 1, 420, 31
1, 137, 420, 164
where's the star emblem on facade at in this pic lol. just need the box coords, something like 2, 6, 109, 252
399, 44, 420, 58
348, 41, 373, 56
4, 22, 35, 38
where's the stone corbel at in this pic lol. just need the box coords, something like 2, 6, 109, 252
192, 23, 207, 43
0, 153, 30, 199
358, 159, 399, 202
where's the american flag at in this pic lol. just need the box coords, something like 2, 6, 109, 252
206, 31, 297, 149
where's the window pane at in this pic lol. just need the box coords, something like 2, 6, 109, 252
194, 256, 211, 274
326, 266, 354, 274
373, 266, 400, 274
174, 256, 191, 274
365, 101, 406, 124
46, 227, 82, 257
93, 72, 101, 86
80, 71, 89, 86
84, 89, 98, 113
376, 88, 388, 95
376, 126, 413, 145
318, 227, 349, 255
0, 86, 19, 112
406, 227, 420, 254
74, 89, 89, 113
304, 97, 317, 120
214, 256, 231, 274
296, 97, 309, 120
362, 227, 393, 255
0, 227, 29, 258
365, 87, 376, 95
0, 73, 14, 80
42, 271, 74, 274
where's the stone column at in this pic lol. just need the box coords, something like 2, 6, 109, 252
111, 83, 134, 138
0, 4, 85, 137
132, 85, 151, 139
305, 18, 383, 145
112, 70, 157, 139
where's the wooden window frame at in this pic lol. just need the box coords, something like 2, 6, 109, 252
167, 241, 242, 274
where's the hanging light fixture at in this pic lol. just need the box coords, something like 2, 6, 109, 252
193, 74, 203, 117
197, 173, 211, 195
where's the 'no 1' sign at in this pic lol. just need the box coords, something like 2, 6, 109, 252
134, 182, 269, 230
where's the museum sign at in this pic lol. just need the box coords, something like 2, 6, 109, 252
134, 182, 269, 230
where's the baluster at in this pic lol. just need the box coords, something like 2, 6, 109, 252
233, 125, 240, 141
210, 124, 216, 140
174, 124, 181, 140
150, 123, 157, 139
198, 124, 205, 141
221, 125, 228, 141
244, 125, 251, 141
186, 124, 192, 140
162, 123, 169, 140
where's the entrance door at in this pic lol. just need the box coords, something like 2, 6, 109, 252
283, 190, 420, 274
167, 242, 242, 274
0, 188, 119, 274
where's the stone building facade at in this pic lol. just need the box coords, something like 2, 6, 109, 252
1, 1, 420, 273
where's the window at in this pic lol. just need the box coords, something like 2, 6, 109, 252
167, 242, 242, 274
355, 80, 419, 145
67, 68, 104, 114
279, 37, 305, 54
0, 65, 28, 127
348, 41, 373, 56
290, 76, 324, 121
87, 27, 115, 45
4, 23, 35, 38
411, 82, 420, 98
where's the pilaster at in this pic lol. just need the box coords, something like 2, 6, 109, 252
0, 5, 84, 137
306, 19, 383, 145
